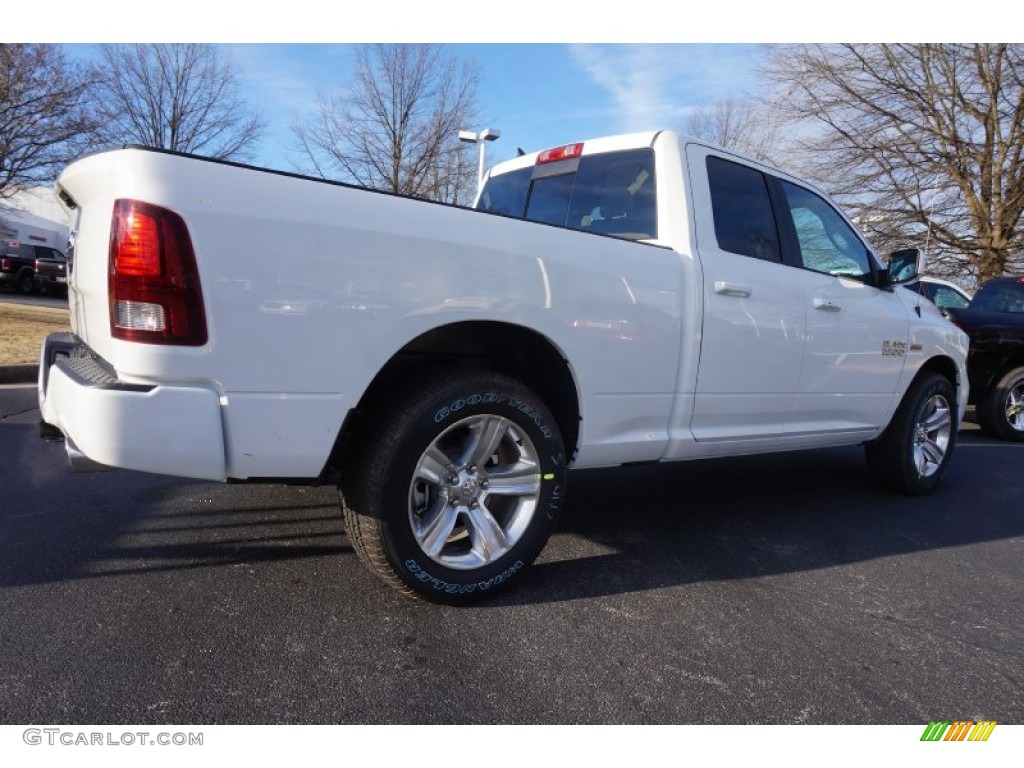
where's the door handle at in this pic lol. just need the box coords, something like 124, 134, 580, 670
813, 297, 841, 312
714, 281, 751, 298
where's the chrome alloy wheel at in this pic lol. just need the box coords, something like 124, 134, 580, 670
1005, 381, 1024, 432
408, 414, 542, 570
913, 393, 953, 477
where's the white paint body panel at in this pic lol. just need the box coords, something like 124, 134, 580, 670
39, 363, 225, 480
41, 132, 969, 482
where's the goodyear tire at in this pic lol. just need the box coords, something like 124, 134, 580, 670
865, 372, 957, 495
977, 366, 1024, 442
340, 370, 567, 604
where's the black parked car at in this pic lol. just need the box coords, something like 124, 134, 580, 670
945, 276, 1024, 441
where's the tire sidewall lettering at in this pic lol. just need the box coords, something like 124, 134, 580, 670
403, 557, 525, 595
433, 392, 554, 440
435, 393, 509, 423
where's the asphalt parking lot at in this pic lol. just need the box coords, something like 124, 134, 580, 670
1, 382, 1021, 725
0, 289, 67, 310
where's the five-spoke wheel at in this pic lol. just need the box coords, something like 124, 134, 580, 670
340, 371, 566, 604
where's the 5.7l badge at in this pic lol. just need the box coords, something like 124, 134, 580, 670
882, 340, 908, 357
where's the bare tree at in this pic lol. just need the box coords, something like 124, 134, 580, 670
764, 44, 1024, 285
0, 44, 96, 201
90, 44, 263, 161
683, 96, 782, 165
293, 44, 479, 204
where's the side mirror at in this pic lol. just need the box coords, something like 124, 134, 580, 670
886, 248, 926, 286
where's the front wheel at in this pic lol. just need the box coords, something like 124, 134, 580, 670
977, 366, 1024, 442
865, 372, 957, 495
340, 370, 567, 604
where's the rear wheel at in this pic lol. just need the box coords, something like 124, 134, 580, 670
15, 269, 37, 295
865, 372, 957, 495
340, 370, 567, 604
977, 366, 1024, 442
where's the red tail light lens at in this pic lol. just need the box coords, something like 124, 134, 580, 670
1, 258, 10, 271
114, 206, 162, 277
109, 199, 207, 345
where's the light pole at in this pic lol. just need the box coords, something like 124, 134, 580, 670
459, 127, 500, 196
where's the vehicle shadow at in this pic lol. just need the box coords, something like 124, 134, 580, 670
487, 435, 1020, 607
4, 420, 1019, 604
0, 424, 348, 587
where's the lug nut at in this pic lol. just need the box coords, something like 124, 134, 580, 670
468, 463, 477, 473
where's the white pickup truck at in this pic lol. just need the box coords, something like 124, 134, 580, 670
39, 130, 969, 603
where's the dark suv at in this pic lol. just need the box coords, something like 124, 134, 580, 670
0, 242, 66, 294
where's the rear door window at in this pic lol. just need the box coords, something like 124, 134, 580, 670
706, 156, 781, 262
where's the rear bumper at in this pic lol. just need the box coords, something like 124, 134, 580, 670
38, 333, 227, 480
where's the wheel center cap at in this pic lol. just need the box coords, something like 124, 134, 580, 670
460, 478, 480, 501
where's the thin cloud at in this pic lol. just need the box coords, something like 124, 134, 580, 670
569, 44, 763, 133
222, 44, 338, 113
219, 44, 355, 169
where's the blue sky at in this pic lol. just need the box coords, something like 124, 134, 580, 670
22, 1, 1004, 175
228, 43, 763, 171
65, 43, 763, 173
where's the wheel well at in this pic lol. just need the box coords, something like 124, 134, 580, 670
916, 355, 961, 403
327, 322, 581, 476
992, 355, 1024, 387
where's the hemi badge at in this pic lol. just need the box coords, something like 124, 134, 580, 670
910, 343, 923, 351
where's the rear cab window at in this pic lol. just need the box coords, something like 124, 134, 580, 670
477, 147, 657, 241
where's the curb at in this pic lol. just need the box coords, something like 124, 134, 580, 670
0, 364, 38, 385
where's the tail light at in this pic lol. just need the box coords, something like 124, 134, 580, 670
109, 199, 207, 345
1, 258, 10, 271
34, 259, 41, 273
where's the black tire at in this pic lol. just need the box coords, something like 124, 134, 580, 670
15, 269, 37, 295
977, 366, 1024, 442
865, 372, 957, 495
340, 370, 567, 604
